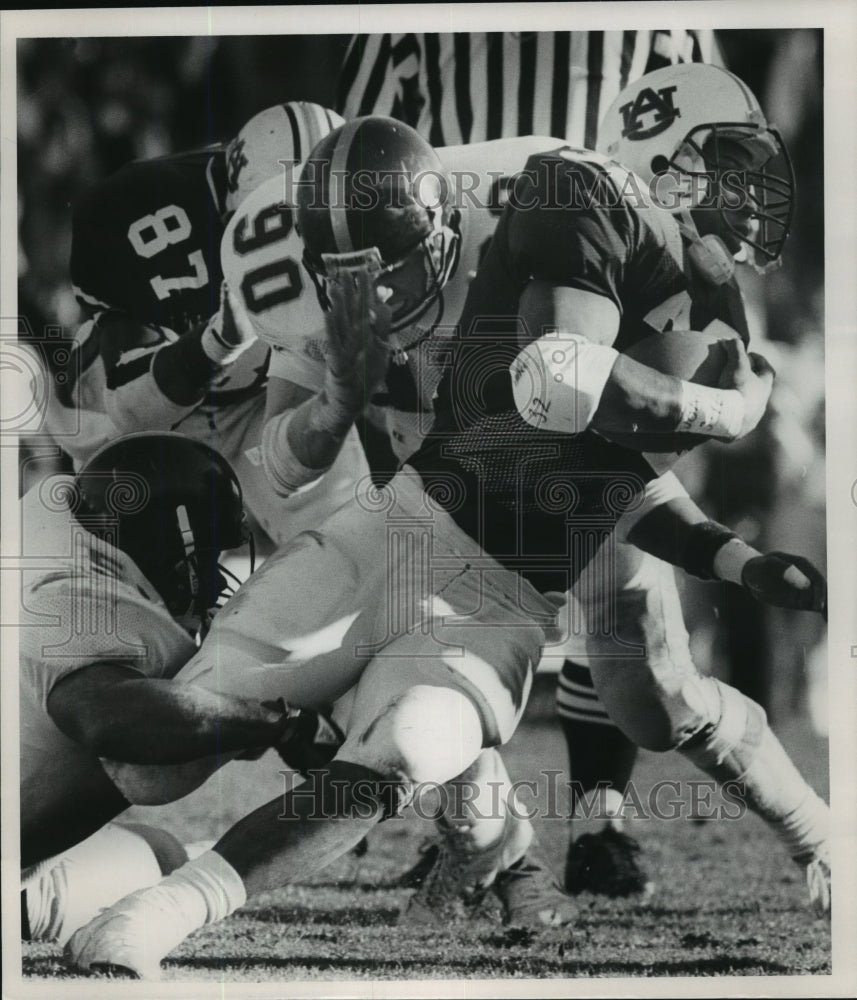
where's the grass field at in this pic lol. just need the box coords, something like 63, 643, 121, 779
22, 679, 832, 984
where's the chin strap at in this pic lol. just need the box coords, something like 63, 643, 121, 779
677, 212, 735, 286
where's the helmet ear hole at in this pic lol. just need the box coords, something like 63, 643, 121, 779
651, 154, 671, 176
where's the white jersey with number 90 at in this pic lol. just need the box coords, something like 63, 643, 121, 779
221, 136, 565, 458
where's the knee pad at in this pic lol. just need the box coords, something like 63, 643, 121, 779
339, 683, 484, 789
676, 677, 767, 783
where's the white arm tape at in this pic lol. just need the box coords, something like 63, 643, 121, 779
614, 470, 689, 543
261, 409, 330, 498
510, 333, 619, 434
677, 382, 744, 439
712, 537, 760, 584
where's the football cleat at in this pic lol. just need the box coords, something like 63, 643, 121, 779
564, 825, 654, 898
805, 846, 831, 919
398, 841, 494, 926
493, 855, 576, 929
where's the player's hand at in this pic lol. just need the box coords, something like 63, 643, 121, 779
266, 698, 345, 777
718, 340, 775, 438
200, 280, 259, 365
741, 551, 827, 617
324, 268, 392, 400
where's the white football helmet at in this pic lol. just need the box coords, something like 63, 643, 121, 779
225, 102, 345, 214
597, 64, 795, 281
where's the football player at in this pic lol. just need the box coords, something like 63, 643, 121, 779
403, 64, 829, 915
65, 110, 826, 979
227, 105, 823, 917
225, 125, 598, 925
54, 97, 573, 923
47, 101, 367, 549
19, 432, 336, 944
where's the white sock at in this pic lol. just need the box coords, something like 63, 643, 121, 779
767, 788, 829, 864
106, 850, 247, 965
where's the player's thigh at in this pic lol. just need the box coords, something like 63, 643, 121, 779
178, 527, 383, 707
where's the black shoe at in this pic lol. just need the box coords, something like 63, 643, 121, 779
493, 855, 576, 928
564, 825, 654, 898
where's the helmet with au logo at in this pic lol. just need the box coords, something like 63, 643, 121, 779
597, 63, 795, 275
225, 102, 345, 214
73, 433, 250, 629
296, 116, 461, 332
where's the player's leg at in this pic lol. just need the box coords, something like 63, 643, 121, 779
586, 545, 830, 914
22, 823, 187, 946
62, 643, 495, 979
556, 661, 650, 897
104, 521, 386, 807
401, 587, 642, 919
64, 486, 562, 975
557, 543, 664, 897
556, 658, 639, 826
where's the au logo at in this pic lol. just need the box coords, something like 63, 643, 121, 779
226, 138, 249, 193
619, 86, 680, 141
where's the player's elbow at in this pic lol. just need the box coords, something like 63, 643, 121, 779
55, 709, 119, 757
47, 692, 144, 760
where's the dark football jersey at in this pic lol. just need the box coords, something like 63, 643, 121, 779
70, 147, 229, 336
409, 148, 749, 594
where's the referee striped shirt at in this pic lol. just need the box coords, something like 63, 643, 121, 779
338, 30, 719, 148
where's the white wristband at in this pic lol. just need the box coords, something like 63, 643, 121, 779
511, 333, 619, 434
261, 410, 330, 498
201, 320, 243, 366
200, 284, 258, 366
712, 537, 760, 584
677, 382, 744, 440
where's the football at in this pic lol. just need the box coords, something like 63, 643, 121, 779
604, 323, 742, 453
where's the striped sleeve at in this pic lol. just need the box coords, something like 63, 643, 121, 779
337, 30, 719, 148
338, 33, 422, 124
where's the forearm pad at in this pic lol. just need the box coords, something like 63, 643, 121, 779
682, 521, 741, 580
511, 334, 619, 434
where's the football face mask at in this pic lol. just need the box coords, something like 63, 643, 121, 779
311, 222, 460, 336
672, 124, 795, 271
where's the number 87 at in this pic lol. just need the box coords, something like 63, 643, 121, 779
127, 204, 208, 302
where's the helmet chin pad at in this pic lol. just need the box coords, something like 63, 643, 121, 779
686, 232, 736, 286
